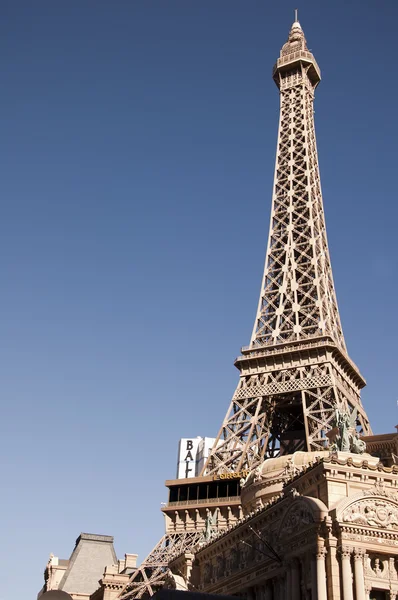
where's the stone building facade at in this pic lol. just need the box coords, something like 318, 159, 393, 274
172, 445, 398, 600
38, 533, 137, 600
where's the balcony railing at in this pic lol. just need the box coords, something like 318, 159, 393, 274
273, 50, 321, 79
236, 337, 360, 373
165, 496, 240, 508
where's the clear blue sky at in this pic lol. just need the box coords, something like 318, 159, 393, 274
1, 1, 397, 598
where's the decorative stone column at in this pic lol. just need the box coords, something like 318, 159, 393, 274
316, 548, 328, 600
285, 561, 292, 600
291, 559, 300, 600
246, 587, 255, 600
264, 582, 273, 600
353, 549, 366, 600
326, 538, 340, 600
275, 576, 284, 600
272, 577, 280, 600
311, 556, 317, 599
340, 546, 354, 600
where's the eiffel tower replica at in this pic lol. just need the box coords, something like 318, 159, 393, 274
119, 15, 371, 600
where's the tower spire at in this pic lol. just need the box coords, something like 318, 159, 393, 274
294, 8, 298, 22
251, 18, 341, 351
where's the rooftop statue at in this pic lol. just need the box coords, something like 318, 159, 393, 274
328, 407, 366, 454
198, 509, 219, 545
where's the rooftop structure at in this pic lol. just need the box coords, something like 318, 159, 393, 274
38, 533, 137, 600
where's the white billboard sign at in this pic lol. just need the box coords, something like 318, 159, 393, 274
176, 438, 200, 479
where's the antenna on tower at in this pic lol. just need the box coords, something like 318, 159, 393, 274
295, 8, 298, 22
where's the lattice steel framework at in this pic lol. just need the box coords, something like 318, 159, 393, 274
120, 532, 203, 599
119, 18, 372, 599
201, 19, 371, 477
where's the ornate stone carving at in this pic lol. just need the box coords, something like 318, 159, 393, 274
316, 547, 328, 560
342, 500, 398, 530
283, 458, 299, 479
365, 554, 398, 585
368, 556, 389, 579
203, 562, 213, 585
288, 487, 300, 498
353, 548, 365, 561
215, 553, 226, 579
365, 483, 398, 501
363, 536, 398, 546
389, 557, 398, 581
230, 546, 241, 571
340, 546, 353, 558
343, 533, 362, 542
281, 503, 314, 535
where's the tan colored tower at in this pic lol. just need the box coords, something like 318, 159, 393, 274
201, 18, 371, 476
119, 17, 373, 600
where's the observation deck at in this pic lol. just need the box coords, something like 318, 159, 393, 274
273, 49, 321, 87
